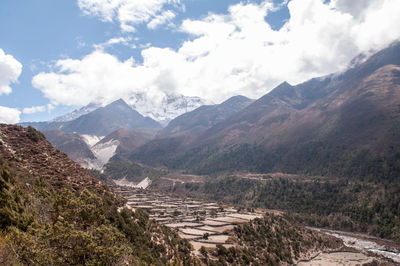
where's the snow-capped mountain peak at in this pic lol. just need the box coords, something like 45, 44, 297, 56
50, 93, 210, 127
125, 93, 211, 126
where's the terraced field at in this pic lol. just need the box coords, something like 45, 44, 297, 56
115, 187, 264, 252
114, 185, 399, 265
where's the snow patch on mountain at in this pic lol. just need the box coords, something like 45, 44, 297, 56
114, 177, 152, 189
78, 137, 119, 170
80, 158, 103, 170
91, 139, 119, 169
81, 134, 104, 147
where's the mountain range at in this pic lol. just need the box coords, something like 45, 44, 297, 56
50, 93, 209, 126
21, 99, 161, 136
19, 41, 400, 182
22, 95, 252, 170
158, 95, 254, 138
129, 41, 400, 179
21, 99, 161, 169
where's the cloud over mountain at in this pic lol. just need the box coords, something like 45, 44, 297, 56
33, 0, 400, 108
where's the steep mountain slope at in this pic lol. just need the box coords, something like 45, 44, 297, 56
197, 41, 400, 149
187, 64, 400, 177
0, 125, 195, 264
158, 95, 253, 138
130, 41, 400, 178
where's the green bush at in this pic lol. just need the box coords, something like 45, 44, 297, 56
26, 126, 45, 142
0, 164, 194, 265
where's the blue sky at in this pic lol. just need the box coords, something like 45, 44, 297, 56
0, 0, 399, 123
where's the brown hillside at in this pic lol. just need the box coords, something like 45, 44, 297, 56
0, 125, 109, 193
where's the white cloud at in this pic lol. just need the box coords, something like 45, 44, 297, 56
93, 36, 136, 50
332, 0, 383, 21
78, 0, 181, 32
0, 106, 21, 124
34, 0, 400, 106
47, 103, 55, 112
33, 51, 150, 106
22, 105, 46, 114
0, 49, 22, 95
147, 10, 176, 29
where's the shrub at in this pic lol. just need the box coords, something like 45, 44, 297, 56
26, 126, 45, 142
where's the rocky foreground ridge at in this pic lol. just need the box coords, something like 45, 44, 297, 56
0, 124, 194, 265
0, 124, 107, 193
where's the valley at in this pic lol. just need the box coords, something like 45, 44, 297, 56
314, 229, 400, 263
2, 1, 400, 264
112, 181, 399, 265
7, 41, 400, 264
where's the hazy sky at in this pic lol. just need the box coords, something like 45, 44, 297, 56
1, 0, 400, 123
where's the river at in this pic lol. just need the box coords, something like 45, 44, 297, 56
312, 228, 400, 264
